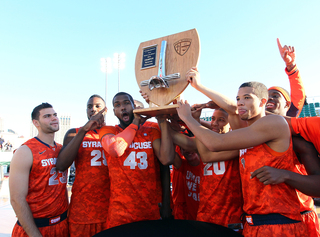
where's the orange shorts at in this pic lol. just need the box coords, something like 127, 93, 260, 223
301, 210, 320, 237
12, 218, 68, 237
69, 221, 108, 237
243, 221, 307, 237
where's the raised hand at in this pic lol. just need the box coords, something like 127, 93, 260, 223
191, 104, 203, 121
83, 107, 107, 131
133, 112, 150, 126
139, 90, 150, 104
186, 67, 201, 89
277, 38, 296, 70
176, 100, 193, 123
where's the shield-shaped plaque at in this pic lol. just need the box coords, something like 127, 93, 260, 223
134, 29, 200, 116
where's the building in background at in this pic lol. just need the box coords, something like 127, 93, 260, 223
30, 115, 71, 144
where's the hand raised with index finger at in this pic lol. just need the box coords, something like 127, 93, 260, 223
277, 38, 295, 67
84, 107, 106, 131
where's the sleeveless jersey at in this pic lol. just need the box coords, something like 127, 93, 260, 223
239, 142, 302, 221
171, 166, 187, 219
174, 146, 201, 220
99, 123, 162, 228
23, 137, 68, 218
293, 154, 315, 212
68, 128, 110, 224
197, 159, 243, 227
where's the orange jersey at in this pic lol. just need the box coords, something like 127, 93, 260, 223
173, 147, 201, 220
144, 120, 160, 130
293, 156, 315, 212
291, 117, 320, 154
171, 165, 187, 219
197, 159, 243, 228
68, 128, 110, 224
23, 137, 68, 218
99, 124, 162, 228
171, 146, 186, 220
239, 142, 302, 221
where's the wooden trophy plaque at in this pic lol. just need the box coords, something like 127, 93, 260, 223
134, 28, 200, 117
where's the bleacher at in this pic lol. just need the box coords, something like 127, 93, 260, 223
299, 102, 320, 117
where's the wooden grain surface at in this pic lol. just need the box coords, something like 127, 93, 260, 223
133, 104, 178, 117
135, 29, 200, 107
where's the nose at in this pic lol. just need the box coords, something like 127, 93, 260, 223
211, 119, 217, 127
237, 99, 244, 107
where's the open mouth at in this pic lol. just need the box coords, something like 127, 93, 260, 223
122, 112, 130, 122
266, 102, 275, 109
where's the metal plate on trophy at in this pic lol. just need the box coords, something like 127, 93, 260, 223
134, 28, 200, 116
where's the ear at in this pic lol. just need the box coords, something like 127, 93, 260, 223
260, 98, 267, 107
32, 119, 39, 128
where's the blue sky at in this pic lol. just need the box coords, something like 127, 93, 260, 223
1, 0, 320, 137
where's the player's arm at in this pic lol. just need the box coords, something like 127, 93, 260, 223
186, 67, 247, 129
195, 137, 239, 163
169, 128, 197, 153
9, 146, 42, 237
251, 136, 320, 197
56, 108, 106, 171
277, 38, 305, 117
100, 114, 143, 157
177, 101, 290, 152
152, 117, 175, 165
159, 163, 173, 219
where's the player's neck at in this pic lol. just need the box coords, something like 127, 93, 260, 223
36, 132, 55, 147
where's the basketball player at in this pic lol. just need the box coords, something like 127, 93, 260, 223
176, 80, 308, 236
10, 103, 69, 237
56, 94, 109, 237
99, 92, 175, 228
169, 107, 243, 231
267, 38, 305, 117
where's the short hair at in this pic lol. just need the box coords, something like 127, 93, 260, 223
31, 103, 53, 120
88, 94, 105, 104
217, 108, 228, 115
112, 92, 134, 106
239, 81, 268, 100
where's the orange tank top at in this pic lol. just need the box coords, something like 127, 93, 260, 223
24, 137, 68, 218
68, 128, 110, 224
239, 141, 302, 221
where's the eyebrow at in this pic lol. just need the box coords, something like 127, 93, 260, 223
43, 113, 56, 117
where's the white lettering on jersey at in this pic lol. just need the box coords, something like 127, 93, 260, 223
186, 170, 200, 202
82, 141, 102, 148
203, 161, 226, 176
239, 149, 247, 157
128, 141, 152, 149
41, 158, 57, 167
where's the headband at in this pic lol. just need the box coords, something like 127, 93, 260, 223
268, 86, 291, 102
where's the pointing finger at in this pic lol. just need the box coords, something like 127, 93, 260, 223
277, 38, 282, 51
